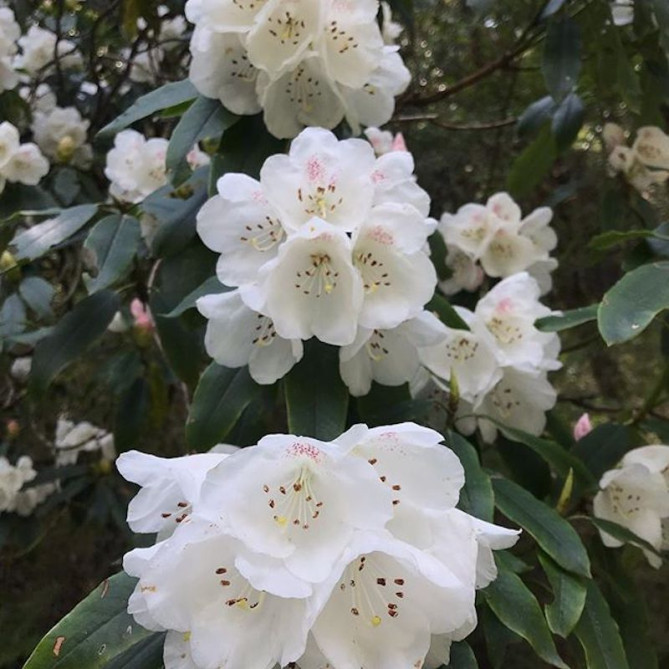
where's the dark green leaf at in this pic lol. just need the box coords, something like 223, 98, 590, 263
0, 294, 26, 340
535, 304, 598, 332
538, 552, 587, 637
542, 17, 581, 101
492, 477, 591, 577
29, 291, 120, 395
571, 423, 635, 480
481, 604, 519, 669
582, 516, 664, 560
507, 124, 558, 198
427, 293, 469, 330
105, 632, 165, 669
83, 215, 141, 293
589, 229, 658, 251
166, 96, 237, 187
447, 641, 478, 668
356, 383, 431, 427
162, 276, 230, 317
551, 92, 585, 150
186, 363, 262, 450
517, 96, 558, 138
18, 277, 54, 318
446, 430, 493, 522
574, 580, 630, 669
482, 560, 568, 668
97, 80, 198, 138
114, 377, 149, 452
285, 339, 349, 440
12, 204, 98, 261
23, 572, 152, 669
598, 261, 669, 345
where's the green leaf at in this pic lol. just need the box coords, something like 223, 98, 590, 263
285, 339, 349, 440
574, 580, 630, 669
12, 204, 98, 261
481, 604, 519, 669
83, 215, 141, 293
114, 377, 149, 452
186, 363, 263, 450
492, 477, 591, 577
105, 633, 165, 669
29, 291, 120, 395
542, 17, 581, 101
571, 423, 635, 480
0, 294, 26, 340
582, 516, 664, 560
589, 229, 659, 251
538, 552, 587, 637
446, 430, 494, 522
426, 293, 469, 330
97, 80, 198, 138
598, 261, 669, 345
482, 560, 568, 669
18, 277, 55, 318
535, 304, 598, 332
447, 641, 478, 668
166, 96, 238, 187
551, 92, 585, 150
517, 96, 558, 138
162, 275, 230, 318
356, 383, 430, 427
507, 124, 558, 198
23, 572, 153, 669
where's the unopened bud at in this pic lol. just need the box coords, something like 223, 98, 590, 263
56, 135, 76, 162
0, 250, 20, 281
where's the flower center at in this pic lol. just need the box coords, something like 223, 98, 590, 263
355, 250, 391, 294
365, 330, 389, 362
295, 253, 339, 297
214, 564, 265, 612
486, 316, 523, 345
267, 10, 306, 45
229, 51, 257, 83
263, 467, 324, 530
327, 19, 359, 55
297, 183, 343, 219
239, 215, 284, 251
444, 336, 479, 363
251, 314, 278, 347
489, 383, 520, 418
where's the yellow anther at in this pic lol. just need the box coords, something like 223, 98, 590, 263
371, 615, 382, 627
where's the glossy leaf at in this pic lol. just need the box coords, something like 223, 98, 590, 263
571, 423, 635, 480
535, 304, 598, 332
426, 293, 469, 330
12, 204, 98, 261
482, 560, 568, 669
492, 477, 591, 577
23, 572, 152, 669
186, 363, 262, 450
542, 17, 581, 101
574, 580, 630, 669
285, 339, 349, 440
29, 291, 120, 395
447, 641, 478, 668
538, 552, 587, 637
163, 275, 230, 318
551, 92, 585, 150
83, 215, 141, 293
598, 261, 669, 345
517, 96, 558, 138
18, 276, 55, 318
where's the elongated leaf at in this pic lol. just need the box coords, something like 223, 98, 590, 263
507, 124, 558, 198
481, 604, 519, 669
571, 423, 635, 480
446, 431, 493, 522
583, 516, 664, 560
447, 641, 478, 668
574, 580, 629, 669
589, 229, 658, 251
285, 339, 349, 440
542, 17, 581, 101
23, 572, 152, 668
538, 552, 587, 637
492, 477, 591, 577
482, 561, 568, 668
166, 96, 237, 187
18, 277, 54, 318
163, 275, 229, 318
29, 290, 120, 395
598, 261, 669, 345
84, 215, 141, 293
535, 304, 598, 332
98, 80, 197, 138
356, 383, 430, 427
517, 96, 558, 138
105, 632, 165, 669
426, 293, 469, 330
551, 92, 585, 150
12, 204, 98, 261
186, 363, 262, 450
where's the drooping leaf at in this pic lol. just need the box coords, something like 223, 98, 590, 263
166, 96, 238, 187
446, 431, 494, 522
18, 277, 55, 318
542, 17, 581, 101
29, 291, 120, 395
598, 261, 669, 345
12, 204, 98, 261
574, 580, 630, 669
582, 516, 664, 560
551, 92, 585, 150
83, 215, 141, 293
492, 477, 591, 577
589, 229, 659, 251
535, 304, 598, 332
538, 552, 587, 637
426, 293, 469, 330
285, 339, 349, 440
482, 560, 568, 669
97, 80, 198, 138
186, 363, 263, 450
517, 96, 558, 138
23, 572, 153, 669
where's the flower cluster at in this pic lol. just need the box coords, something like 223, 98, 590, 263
438, 192, 558, 296
594, 444, 669, 567
32, 104, 93, 169
196, 127, 436, 388
54, 416, 116, 467
185, 0, 410, 138
0, 121, 49, 194
14, 24, 82, 76
121, 422, 519, 669
0, 5, 19, 92
0, 455, 54, 517
604, 123, 669, 193
419, 272, 561, 443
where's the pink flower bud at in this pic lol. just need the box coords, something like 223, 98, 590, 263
130, 298, 154, 333
573, 413, 592, 441
391, 132, 407, 152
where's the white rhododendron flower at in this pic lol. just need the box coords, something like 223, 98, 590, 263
438, 192, 558, 294
0, 454, 54, 516
0, 6, 19, 92
594, 445, 669, 567
611, 0, 634, 26
14, 25, 81, 75
120, 423, 519, 668
0, 123, 49, 190
196, 127, 437, 389
32, 106, 93, 168
186, 0, 409, 138
54, 416, 116, 466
